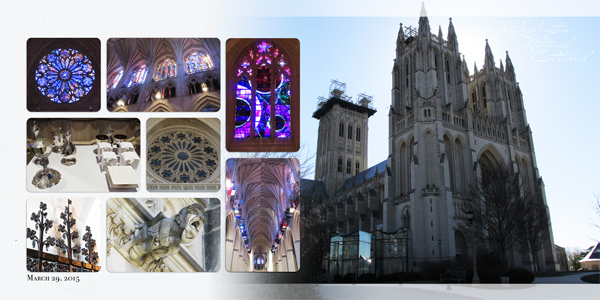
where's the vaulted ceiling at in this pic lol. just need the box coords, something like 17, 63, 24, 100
228, 159, 299, 255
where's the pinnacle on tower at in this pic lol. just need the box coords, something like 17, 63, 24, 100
485, 39, 495, 69
418, 2, 430, 34
398, 23, 405, 42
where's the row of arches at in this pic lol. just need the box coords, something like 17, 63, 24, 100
108, 75, 219, 111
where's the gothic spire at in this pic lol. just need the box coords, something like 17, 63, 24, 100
485, 39, 495, 69
396, 23, 405, 55
462, 54, 469, 77
397, 23, 405, 43
447, 17, 458, 49
418, 2, 430, 35
438, 25, 443, 43
505, 50, 515, 80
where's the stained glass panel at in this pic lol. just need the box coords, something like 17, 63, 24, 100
255, 65, 271, 138
275, 73, 291, 138
126, 65, 148, 87
107, 70, 123, 91
235, 76, 252, 139
233, 41, 292, 140
154, 59, 177, 81
35, 48, 95, 104
185, 52, 215, 75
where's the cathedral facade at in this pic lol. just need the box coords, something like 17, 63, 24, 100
311, 8, 558, 273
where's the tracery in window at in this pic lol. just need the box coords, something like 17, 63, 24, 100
107, 70, 123, 91
126, 65, 148, 87
154, 58, 177, 81
35, 48, 95, 104
348, 125, 353, 140
234, 41, 292, 140
346, 158, 351, 174
356, 127, 361, 142
445, 57, 450, 84
185, 52, 215, 75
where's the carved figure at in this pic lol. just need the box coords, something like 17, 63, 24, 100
123, 203, 205, 271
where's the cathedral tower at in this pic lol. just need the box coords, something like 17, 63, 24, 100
313, 80, 376, 197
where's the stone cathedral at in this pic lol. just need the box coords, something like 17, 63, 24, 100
308, 6, 558, 275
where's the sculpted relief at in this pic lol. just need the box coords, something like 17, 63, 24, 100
107, 200, 209, 272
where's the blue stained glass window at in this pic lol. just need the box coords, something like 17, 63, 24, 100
185, 52, 216, 75
107, 70, 123, 91
126, 65, 148, 87
35, 48, 95, 104
233, 41, 292, 140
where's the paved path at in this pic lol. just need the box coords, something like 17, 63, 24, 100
533, 271, 598, 284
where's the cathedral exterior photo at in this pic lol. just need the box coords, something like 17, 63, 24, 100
303, 6, 558, 282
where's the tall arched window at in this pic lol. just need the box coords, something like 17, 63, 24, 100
337, 157, 343, 172
185, 52, 215, 75
482, 83, 487, 108
233, 41, 292, 139
339, 122, 344, 138
445, 57, 451, 84
348, 125, 353, 140
355, 160, 360, 175
356, 127, 361, 142
403, 208, 411, 229
126, 65, 148, 87
405, 61, 409, 87
346, 158, 351, 174
154, 58, 177, 81
107, 69, 123, 91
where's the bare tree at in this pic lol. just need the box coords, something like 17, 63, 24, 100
520, 187, 550, 273
566, 247, 583, 271
229, 141, 316, 179
593, 193, 600, 233
470, 162, 526, 271
298, 184, 329, 282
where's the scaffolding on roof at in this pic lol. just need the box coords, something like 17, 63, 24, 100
329, 79, 352, 102
357, 93, 374, 109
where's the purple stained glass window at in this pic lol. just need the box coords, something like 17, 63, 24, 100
275, 73, 291, 138
235, 76, 252, 139
233, 42, 291, 140
35, 48, 95, 104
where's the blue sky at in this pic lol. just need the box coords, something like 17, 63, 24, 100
238, 15, 600, 250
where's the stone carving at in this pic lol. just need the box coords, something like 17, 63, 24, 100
106, 206, 133, 257
122, 204, 205, 272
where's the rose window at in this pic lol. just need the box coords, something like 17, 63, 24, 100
35, 48, 95, 104
147, 130, 219, 183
